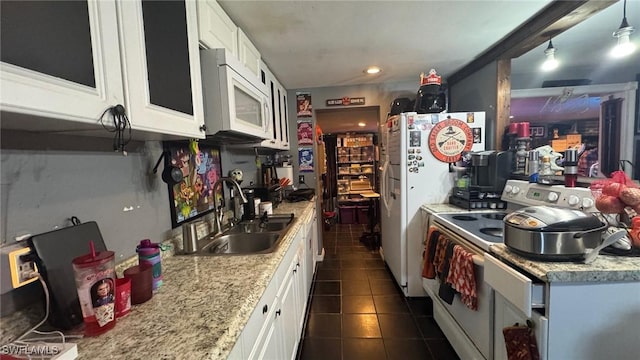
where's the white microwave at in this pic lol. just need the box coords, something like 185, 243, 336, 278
200, 49, 270, 141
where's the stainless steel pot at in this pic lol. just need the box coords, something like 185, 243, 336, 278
504, 206, 607, 260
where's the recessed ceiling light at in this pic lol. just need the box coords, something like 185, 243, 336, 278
364, 66, 381, 75
358, 122, 366, 127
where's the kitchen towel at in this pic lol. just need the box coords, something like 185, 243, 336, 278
433, 235, 450, 275
422, 227, 440, 279
437, 241, 456, 304
446, 245, 478, 310
503, 323, 540, 360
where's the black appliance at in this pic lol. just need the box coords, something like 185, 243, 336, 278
469, 151, 513, 192
27, 222, 108, 329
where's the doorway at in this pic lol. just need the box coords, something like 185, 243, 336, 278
316, 106, 380, 231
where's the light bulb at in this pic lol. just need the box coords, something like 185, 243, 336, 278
611, 26, 636, 57
541, 45, 558, 71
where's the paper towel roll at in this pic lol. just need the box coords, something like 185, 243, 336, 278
276, 166, 294, 186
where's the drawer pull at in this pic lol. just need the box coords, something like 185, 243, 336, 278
262, 305, 268, 314
275, 309, 281, 317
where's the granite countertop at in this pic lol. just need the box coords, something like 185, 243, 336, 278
490, 244, 640, 283
420, 203, 470, 214
76, 199, 316, 359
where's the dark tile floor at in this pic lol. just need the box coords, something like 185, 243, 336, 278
296, 224, 460, 360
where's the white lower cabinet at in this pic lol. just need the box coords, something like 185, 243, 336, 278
227, 336, 243, 360
237, 220, 312, 360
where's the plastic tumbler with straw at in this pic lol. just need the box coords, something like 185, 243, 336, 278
72, 241, 117, 336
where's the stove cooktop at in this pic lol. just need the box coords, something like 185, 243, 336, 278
432, 211, 507, 251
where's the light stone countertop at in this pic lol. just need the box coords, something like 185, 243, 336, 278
490, 244, 640, 283
420, 203, 469, 214
76, 199, 316, 360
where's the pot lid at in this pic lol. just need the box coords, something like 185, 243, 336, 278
504, 206, 604, 232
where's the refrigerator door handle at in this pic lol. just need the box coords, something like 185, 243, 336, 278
381, 159, 391, 217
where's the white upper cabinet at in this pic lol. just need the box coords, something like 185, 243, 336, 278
277, 82, 291, 150
257, 60, 291, 150
0, 0, 124, 131
258, 61, 281, 149
1, 0, 205, 139
197, 0, 238, 56
238, 28, 261, 80
117, 0, 205, 139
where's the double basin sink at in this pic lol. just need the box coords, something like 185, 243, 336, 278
191, 214, 295, 255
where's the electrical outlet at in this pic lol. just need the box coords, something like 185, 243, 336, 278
299, 175, 305, 183
8, 246, 38, 289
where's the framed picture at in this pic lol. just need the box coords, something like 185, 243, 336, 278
164, 141, 223, 228
530, 126, 545, 138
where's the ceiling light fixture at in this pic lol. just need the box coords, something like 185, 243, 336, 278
364, 66, 381, 75
611, 0, 636, 58
358, 122, 366, 127
541, 38, 559, 71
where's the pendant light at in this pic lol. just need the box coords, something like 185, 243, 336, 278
541, 38, 559, 71
611, 0, 636, 58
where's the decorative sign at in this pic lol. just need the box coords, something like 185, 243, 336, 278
420, 69, 442, 86
326, 97, 365, 106
427, 118, 473, 163
296, 92, 312, 118
298, 147, 314, 172
297, 121, 314, 146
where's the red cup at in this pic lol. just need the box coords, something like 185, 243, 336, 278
517, 122, 530, 138
508, 122, 519, 135
115, 278, 131, 318
123, 263, 153, 305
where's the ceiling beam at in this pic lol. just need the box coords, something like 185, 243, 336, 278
448, 0, 617, 87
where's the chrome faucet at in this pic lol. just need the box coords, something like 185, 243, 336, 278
212, 177, 248, 235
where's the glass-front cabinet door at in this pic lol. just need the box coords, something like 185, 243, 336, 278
0, 0, 124, 129
118, 0, 205, 139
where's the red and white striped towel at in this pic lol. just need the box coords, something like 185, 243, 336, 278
446, 245, 478, 310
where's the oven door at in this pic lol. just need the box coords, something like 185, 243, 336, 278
422, 223, 493, 360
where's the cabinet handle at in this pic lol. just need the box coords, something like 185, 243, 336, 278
199, 124, 207, 132
262, 305, 268, 314
293, 268, 297, 274
296, 263, 300, 268
276, 309, 281, 317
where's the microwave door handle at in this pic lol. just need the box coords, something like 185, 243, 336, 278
263, 100, 269, 134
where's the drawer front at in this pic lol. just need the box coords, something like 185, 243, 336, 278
484, 253, 544, 317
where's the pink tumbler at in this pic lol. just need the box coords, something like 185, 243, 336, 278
72, 247, 116, 336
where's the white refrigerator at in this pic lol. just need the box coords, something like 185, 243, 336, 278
380, 112, 486, 296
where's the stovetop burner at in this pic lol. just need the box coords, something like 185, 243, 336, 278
479, 227, 503, 238
452, 215, 478, 221
432, 211, 508, 251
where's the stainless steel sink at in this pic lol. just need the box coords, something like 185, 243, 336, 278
187, 213, 295, 255
201, 232, 282, 254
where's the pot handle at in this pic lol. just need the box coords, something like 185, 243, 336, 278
573, 222, 608, 238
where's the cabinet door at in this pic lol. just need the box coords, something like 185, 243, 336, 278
278, 83, 291, 149
118, 0, 205, 139
257, 310, 281, 360
280, 261, 299, 360
238, 28, 261, 80
258, 61, 280, 148
0, 0, 124, 129
196, 0, 238, 55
